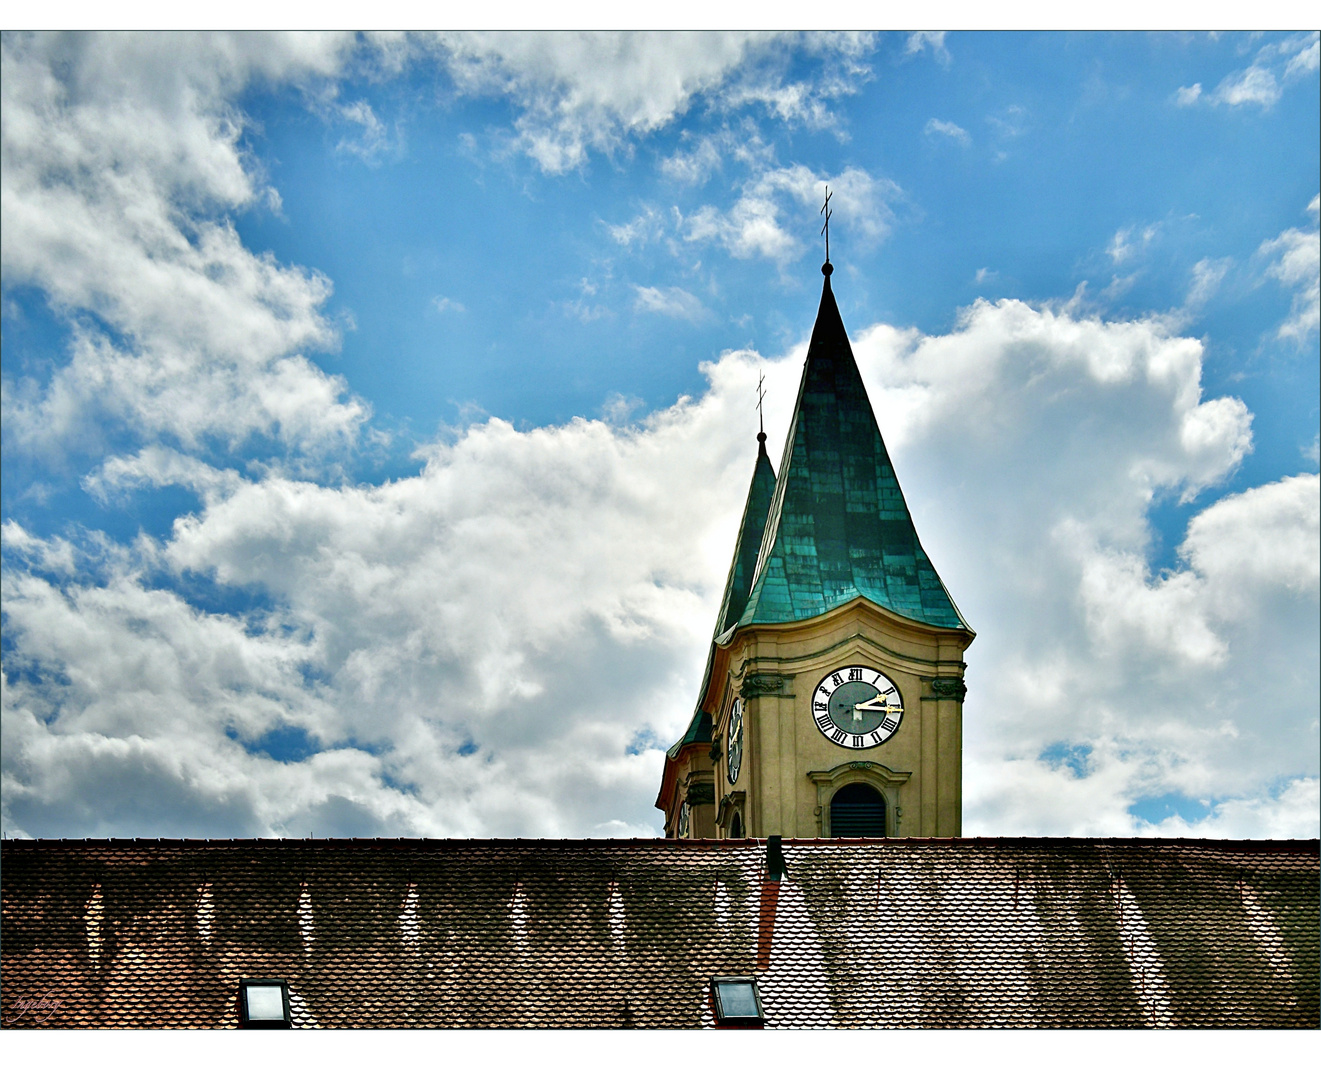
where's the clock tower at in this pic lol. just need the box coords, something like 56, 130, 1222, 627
658, 260, 974, 839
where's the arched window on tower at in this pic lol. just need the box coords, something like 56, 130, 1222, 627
830, 783, 887, 838
729, 813, 744, 839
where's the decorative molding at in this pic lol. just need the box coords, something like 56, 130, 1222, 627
735, 628, 970, 673
740, 673, 792, 698
929, 677, 967, 702
684, 782, 715, 806
716, 791, 746, 834
808, 761, 912, 788
807, 761, 912, 839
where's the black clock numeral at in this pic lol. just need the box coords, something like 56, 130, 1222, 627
848, 667, 862, 682
813, 700, 828, 713
852, 735, 863, 748
831, 672, 843, 687
881, 716, 899, 733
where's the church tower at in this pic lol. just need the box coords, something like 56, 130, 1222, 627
658, 259, 974, 840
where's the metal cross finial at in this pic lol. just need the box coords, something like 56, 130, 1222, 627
820, 186, 833, 263
756, 369, 766, 436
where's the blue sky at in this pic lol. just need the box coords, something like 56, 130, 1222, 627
2, 30, 1318, 840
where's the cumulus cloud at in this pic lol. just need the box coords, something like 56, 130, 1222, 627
3, 353, 792, 839
845, 306, 1315, 837
427, 32, 763, 174
426, 32, 875, 174
682, 164, 896, 263
0, 32, 370, 459
5, 294, 1315, 841
1258, 195, 1320, 341
924, 118, 970, 146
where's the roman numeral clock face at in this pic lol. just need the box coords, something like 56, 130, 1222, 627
812, 666, 904, 749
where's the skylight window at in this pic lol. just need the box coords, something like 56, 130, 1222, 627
711, 977, 764, 1027
239, 978, 291, 1028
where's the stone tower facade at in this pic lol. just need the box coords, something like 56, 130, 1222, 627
658, 262, 973, 839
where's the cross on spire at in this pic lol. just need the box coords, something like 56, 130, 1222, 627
756, 368, 766, 437
820, 185, 833, 267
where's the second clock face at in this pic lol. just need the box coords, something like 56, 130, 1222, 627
811, 665, 904, 749
726, 698, 744, 785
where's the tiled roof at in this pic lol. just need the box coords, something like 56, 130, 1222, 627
740, 268, 966, 630
3, 837, 1316, 1029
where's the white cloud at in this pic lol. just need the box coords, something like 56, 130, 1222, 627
924, 118, 970, 146
1211, 64, 1280, 107
1283, 35, 1319, 79
5, 295, 1315, 841
432, 296, 466, 314
1107, 223, 1159, 265
1191, 32, 1319, 110
1180, 473, 1320, 602
717, 34, 875, 130
335, 100, 394, 163
660, 137, 726, 186
632, 285, 708, 321
606, 206, 666, 247
1139, 777, 1319, 840
428, 31, 770, 173
905, 32, 950, 66
683, 164, 896, 263
659, 123, 775, 187
0, 32, 370, 459
1185, 256, 1232, 307
1175, 83, 1202, 106
1258, 195, 1320, 341
425, 32, 876, 174
846, 301, 1314, 837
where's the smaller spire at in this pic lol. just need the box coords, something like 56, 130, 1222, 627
820, 184, 833, 276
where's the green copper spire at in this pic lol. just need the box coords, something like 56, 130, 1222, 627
714, 431, 777, 636
737, 265, 966, 631
668, 433, 777, 756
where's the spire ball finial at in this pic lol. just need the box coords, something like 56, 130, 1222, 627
822, 261, 833, 277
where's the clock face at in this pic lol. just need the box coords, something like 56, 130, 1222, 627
677, 801, 690, 838
726, 698, 744, 785
811, 665, 904, 749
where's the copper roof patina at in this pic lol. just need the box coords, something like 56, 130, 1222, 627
3, 837, 1317, 1029
739, 264, 966, 631
667, 432, 776, 757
